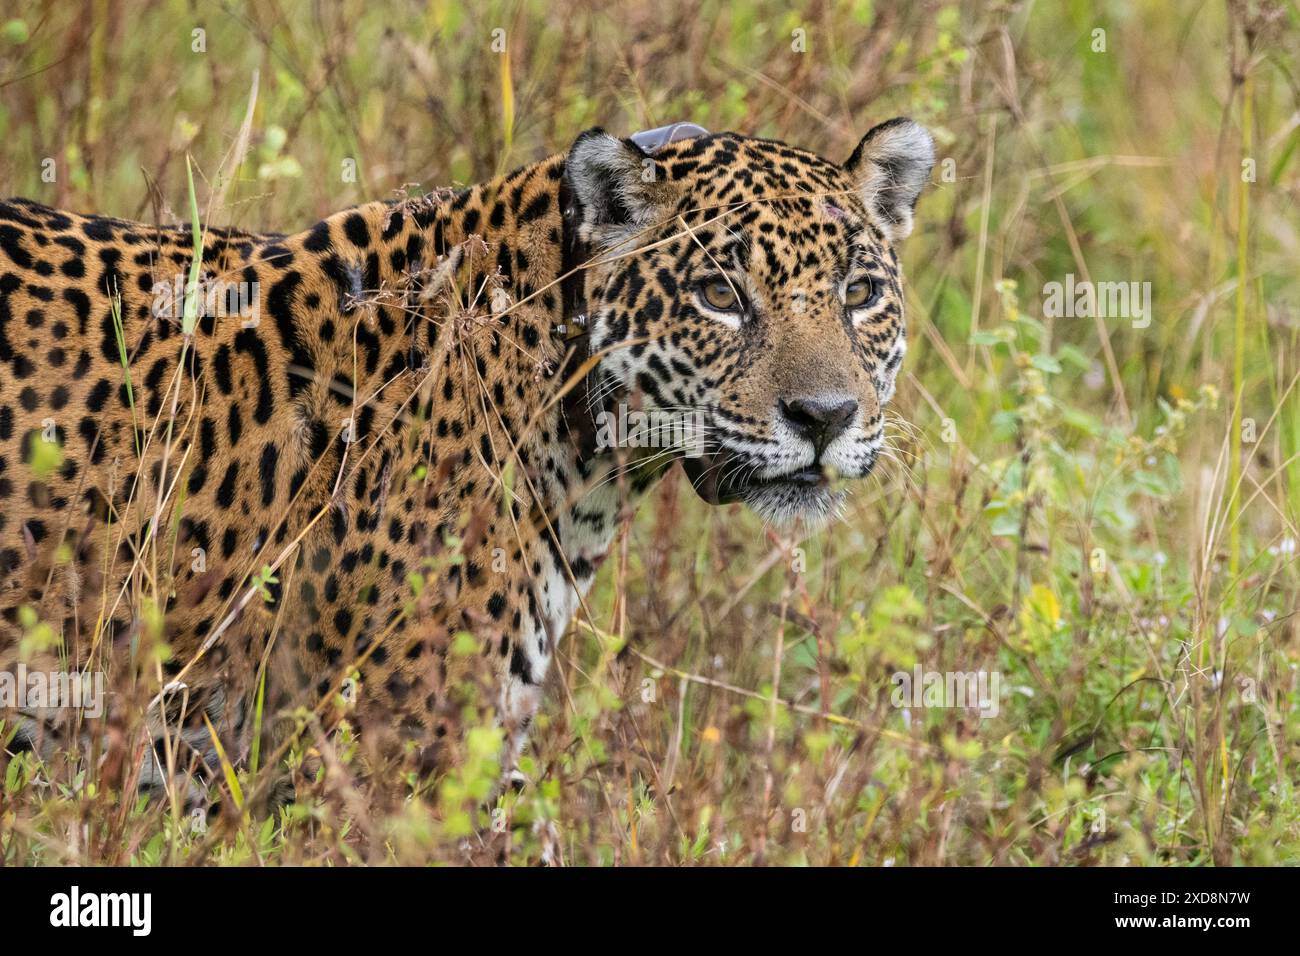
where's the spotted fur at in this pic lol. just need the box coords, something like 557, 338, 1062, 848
0, 120, 933, 786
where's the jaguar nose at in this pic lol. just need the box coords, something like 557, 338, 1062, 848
778, 396, 859, 456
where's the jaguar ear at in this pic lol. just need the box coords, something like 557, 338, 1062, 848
564, 128, 668, 249
843, 118, 935, 242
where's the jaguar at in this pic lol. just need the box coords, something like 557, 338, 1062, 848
0, 118, 934, 796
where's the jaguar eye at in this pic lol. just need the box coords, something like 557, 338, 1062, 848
698, 278, 742, 312
845, 277, 876, 309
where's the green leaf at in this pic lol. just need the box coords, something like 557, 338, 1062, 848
990, 510, 1021, 537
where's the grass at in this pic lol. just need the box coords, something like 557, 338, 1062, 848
0, 0, 1298, 866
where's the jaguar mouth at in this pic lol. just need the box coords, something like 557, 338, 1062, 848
681, 454, 840, 522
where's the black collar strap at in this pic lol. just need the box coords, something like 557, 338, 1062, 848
553, 119, 708, 350
556, 174, 589, 349
628, 121, 710, 153
553, 122, 710, 464
555, 173, 598, 461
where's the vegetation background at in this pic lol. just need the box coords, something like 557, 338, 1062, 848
1, 0, 1297, 865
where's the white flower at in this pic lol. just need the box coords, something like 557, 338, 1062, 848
1269, 537, 1297, 557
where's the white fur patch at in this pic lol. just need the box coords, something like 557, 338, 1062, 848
846, 119, 935, 242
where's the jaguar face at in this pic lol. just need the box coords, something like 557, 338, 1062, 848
566, 118, 934, 523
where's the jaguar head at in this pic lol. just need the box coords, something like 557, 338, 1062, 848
565, 119, 934, 523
